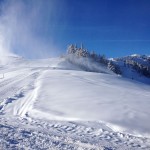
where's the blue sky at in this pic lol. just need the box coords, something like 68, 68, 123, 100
0, 0, 150, 58
61, 0, 150, 57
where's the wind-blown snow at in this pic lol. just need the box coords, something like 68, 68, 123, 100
0, 56, 150, 149
27, 70, 150, 137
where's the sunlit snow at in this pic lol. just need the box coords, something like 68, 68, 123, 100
0, 56, 150, 149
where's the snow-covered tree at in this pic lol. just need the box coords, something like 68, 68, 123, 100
108, 61, 122, 75
67, 44, 76, 54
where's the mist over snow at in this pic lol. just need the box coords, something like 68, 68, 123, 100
0, 0, 63, 60
0, 1, 150, 149
0, 56, 150, 149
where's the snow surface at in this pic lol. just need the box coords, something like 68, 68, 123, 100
0, 56, 150, 149
112, 55, 150, 84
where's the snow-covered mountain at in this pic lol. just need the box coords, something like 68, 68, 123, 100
111, 54, 150, 84
66, 44, 150, 84
0, 53, 150, 149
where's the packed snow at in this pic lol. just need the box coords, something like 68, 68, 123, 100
0, 56, 150, 149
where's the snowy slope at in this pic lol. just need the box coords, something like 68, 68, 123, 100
28, 70, 150, 136
0, 56, 150, 149
112, 54, 150, 84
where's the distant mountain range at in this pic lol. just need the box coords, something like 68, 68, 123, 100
65, 44, 150, 83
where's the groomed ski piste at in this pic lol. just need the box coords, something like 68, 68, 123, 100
0, 55, 150, 150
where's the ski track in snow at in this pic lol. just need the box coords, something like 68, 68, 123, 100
1, 116, 150, 150
0, 57, 150, 149
0, 68, 40, 115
